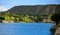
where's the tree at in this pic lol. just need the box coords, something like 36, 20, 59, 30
0, 17, 5, 22
5, 12, 11, 16
21, 14, 32, 23
34, 15, 42, 23
4, 12, 11, 21
4, 15, 10, 21
51, 13, 60, 25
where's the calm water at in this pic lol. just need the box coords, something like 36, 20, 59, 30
0, 23, 54, 35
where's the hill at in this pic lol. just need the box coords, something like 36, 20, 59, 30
0, 4, 60, 23
7, 4, 60, 16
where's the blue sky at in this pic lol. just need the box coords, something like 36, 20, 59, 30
0, 0, 60, 11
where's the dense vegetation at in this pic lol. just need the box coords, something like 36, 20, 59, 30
0, 12, 43, 23
51, 13, 60, 25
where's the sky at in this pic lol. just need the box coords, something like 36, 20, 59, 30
0, 0, 60, 11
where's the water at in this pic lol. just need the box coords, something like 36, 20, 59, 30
0, 23, 54, 35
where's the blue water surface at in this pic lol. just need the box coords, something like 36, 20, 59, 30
0, 23, 54, 35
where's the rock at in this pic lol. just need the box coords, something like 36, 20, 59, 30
54, 27, 60, 35
50, 25, 57, 35
50, 25, 60, 35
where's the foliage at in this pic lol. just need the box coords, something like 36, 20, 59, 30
51, 13, 60, 25
33, 15, 42, 22
21, 14, 32, 22
0, 11, 43, 23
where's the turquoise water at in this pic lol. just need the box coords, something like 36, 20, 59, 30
0, 23, 54, 35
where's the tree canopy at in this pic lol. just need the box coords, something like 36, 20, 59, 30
51, 13, 60, 25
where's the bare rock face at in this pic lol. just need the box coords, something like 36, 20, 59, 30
54, 27, 60, 35
50, 25, 57, 34
50, 25, 60, 35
